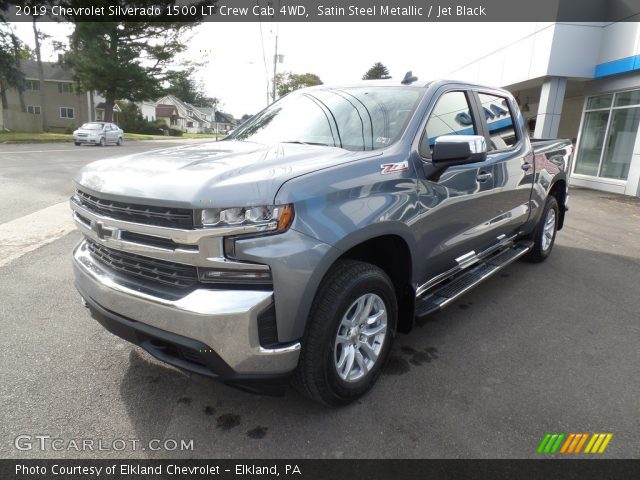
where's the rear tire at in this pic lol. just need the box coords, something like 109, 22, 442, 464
525, 196, 559, 263
293, 260, 397, 406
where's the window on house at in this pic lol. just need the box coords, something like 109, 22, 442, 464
25, 80, 40, 91
60, 107, 75, 119
58, 83, 73, 94
187, 121, 193, 127
27, 105, 41, 114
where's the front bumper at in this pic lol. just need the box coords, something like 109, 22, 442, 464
74, 136, 98, 143
72, 240, 301, 390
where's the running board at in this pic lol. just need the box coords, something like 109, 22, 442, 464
415, 241, 533, 318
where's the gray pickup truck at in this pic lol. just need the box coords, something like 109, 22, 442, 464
71, 79, 572, 405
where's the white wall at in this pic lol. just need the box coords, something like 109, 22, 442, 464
597, 22, 640, 65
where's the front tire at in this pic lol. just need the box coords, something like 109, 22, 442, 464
525, 196, 559, 263
116, 136, 123, 146
293, 260, 397, 406
97, 137, 105, 147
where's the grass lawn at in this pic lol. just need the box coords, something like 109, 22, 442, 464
0, 131, 224, 144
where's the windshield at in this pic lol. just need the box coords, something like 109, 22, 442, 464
80, 123, 104, 130
232, 87, 423, 151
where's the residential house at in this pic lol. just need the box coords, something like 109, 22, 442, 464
197, 107, 237, 134
155, 103, 180, 129
154, 95, 211, 133
137, 100, 156, 122
0, 60, 103, 132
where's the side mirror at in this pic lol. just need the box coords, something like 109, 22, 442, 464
432, 135, 487, 165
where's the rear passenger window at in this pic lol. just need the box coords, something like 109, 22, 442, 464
477, 93, 518, 150
420, 91, 477, 157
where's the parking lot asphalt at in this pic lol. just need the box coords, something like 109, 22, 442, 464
0, 142, 639, 459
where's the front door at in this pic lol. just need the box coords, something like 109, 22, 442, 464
413, 89, 504, 284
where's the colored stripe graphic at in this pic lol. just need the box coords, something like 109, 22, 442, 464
538, 433, 612, 454
537, 433, 565, 454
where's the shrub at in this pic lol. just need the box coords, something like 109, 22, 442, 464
168, 127, 183, 137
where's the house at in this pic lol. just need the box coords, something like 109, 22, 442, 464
137, 100, 156, 122
154, 95, 211, 133
155, 103, 180, 128
0, 60, 103, 132
196, 107, 237, 134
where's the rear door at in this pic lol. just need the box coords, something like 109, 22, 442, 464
472, 90, 534, 238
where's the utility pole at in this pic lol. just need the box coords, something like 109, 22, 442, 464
272, 32, 278, 103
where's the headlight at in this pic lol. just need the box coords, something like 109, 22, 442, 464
200, 204, 294, 232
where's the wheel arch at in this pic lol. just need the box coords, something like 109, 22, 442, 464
548, 178, 567, 230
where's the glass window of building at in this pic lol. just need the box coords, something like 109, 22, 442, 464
574, 89, 640, 180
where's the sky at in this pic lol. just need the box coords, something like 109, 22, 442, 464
10, 21, 530, 118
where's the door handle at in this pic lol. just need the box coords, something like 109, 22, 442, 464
476, 172, 493, 182
521, 163, 533, 171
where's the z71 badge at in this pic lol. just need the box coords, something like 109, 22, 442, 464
380, 161, 409, 175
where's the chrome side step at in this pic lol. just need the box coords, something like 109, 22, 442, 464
415, 241, 533, 318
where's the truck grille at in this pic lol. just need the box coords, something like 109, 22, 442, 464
75, 190, 194, 229
86, 239, 198, 289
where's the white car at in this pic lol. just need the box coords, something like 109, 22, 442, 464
73, 122, 124, 146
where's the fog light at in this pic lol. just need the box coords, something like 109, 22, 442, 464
198, 268, 272, 284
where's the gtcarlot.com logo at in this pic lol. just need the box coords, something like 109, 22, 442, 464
537, 432, 613, 455
14, 435, 194, 452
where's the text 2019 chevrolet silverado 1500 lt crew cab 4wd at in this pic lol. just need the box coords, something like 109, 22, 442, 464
71, 78, 572, 405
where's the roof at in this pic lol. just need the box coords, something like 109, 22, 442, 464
20, 59, 74, 82
156, 104, 179, 117
196, 107, 216, 116
95, 103, 121, 112
156, 95, 210, 123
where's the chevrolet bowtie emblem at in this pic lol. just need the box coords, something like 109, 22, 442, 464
92, 221, 113, 240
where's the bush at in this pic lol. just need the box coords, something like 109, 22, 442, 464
168, 127, 183, 137
64, 123, 76, 134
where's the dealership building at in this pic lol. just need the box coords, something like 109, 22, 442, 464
451, 21, 640, 197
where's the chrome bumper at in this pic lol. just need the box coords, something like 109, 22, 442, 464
72, 240, 300, 375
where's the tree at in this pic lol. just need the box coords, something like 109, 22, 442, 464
362, 62, 391, 80
32, 17, 49, 131
61, 3, 204, 122
164, 71, 219, 108
275, 72, 323, 98
0, 25, 30, 110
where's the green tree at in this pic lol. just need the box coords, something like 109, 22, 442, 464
0, 21, 30, 110
60, 2, 204, 121
275, 72, 323, 98
362, 62, 391, 80
164, 71, 219, 108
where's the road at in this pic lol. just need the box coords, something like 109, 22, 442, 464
1, 142, 639, 459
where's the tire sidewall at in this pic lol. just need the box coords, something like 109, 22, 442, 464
536, 196, 559, 260
321, 269, 397, 402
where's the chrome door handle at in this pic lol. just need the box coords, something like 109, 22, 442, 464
476, 172, 493, 181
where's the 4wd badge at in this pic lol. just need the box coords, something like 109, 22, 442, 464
380, 161, 409, 175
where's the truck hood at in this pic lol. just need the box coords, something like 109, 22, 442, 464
74, 140, 379, 207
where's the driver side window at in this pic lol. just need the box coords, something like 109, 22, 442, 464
420, 91, 477, 158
